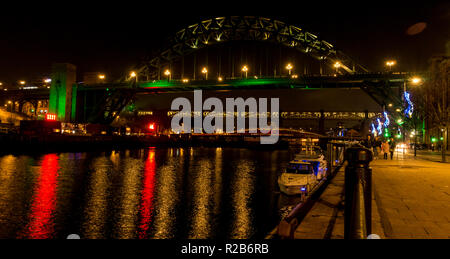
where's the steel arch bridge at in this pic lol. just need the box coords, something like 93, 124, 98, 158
138, 16, 368, 78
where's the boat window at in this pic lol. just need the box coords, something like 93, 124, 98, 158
286, 164, 311, 174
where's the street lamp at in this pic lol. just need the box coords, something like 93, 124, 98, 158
201, 67, 208, 80
286, 63, 293, 76
19, 81, 26, 87
164, 69, 171, 81
411, 77, 422, 85
98, 74, 106, 81
386, 60, 396, 71
334, 62, 341, 74
242, 65, 248, 79
130, 71, 137, 82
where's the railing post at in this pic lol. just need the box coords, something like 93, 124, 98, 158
344, 146, 373, 239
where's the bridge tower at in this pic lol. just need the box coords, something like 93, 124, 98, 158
48, 63, 77, 122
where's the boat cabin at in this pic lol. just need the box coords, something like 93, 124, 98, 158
285, 161, 314, 175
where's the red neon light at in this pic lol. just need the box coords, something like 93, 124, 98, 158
148, 123, 155, 130
45, 114, 57, 121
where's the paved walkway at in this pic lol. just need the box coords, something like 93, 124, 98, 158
372, 152, 450, 239
293, 167, 385, 239
292, 151, 450, 239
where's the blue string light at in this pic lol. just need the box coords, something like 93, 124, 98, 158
377, 118, 383, 135
404, 91, 414, 118
383, 111, 390, 127
371, 123, 377, 135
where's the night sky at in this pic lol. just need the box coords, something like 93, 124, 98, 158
0, 0, 448, 84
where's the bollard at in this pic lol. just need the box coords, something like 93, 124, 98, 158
344, 146, 373, 239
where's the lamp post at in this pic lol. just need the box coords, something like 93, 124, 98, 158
130, 71, 137, 82
164, 69, 171, 82
7, 100, 13, 122
202, 67, 208, 80
286, 63, 293, 76
386, 60, 396, 72
403, 76, 422, 157
242, 65, 248, 79
334, 62, 341, 74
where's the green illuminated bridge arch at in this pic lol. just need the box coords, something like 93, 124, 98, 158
138, 16, 369, 78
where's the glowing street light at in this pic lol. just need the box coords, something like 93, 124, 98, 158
130, 71, 138, 82
218, 76, 223, 82
386, 60, 396, 71
44, 78, 52, 83
411, 77, 422, 85
19, 81, 26, 86
98, 74, 106, 80
286, 63, 293, 75
334, 62, 341, 73
201, 67, 208, 80
242, 65, 248, 79
164, 69, 171, 81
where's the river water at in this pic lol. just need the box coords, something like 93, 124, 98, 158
0, 147, 298, 239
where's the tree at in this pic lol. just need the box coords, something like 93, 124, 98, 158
425, 56, 449, 162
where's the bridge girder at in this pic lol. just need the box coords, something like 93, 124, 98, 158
138, 16, 368, 78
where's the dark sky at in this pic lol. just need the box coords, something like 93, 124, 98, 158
0, 0, 449, 84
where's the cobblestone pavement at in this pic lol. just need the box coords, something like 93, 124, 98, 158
372, 152, 450, 239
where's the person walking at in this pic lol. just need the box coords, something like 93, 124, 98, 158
381, 140, 390, 160
373, 137, 381, 159
389, 138, 396, 160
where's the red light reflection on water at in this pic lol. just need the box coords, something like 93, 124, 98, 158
24, 154, 60, 239
138, 150, 156, 238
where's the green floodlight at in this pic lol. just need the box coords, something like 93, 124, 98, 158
431, 137, 437, 143
440, 137, 444, 141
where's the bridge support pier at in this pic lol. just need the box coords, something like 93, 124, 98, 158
48, 63, 77, 122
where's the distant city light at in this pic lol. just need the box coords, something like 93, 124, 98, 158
44, 78, 52, 83
130, 71, 137, 77
98, 74, 106, 80
19, 81, 26, 85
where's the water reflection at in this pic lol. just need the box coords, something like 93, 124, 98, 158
81, 156, 111, 239
151, 148, 184, 238
23, 154, 60, 239
138, 149, 156, 239
230, 160, 256, 239
0, 147, 291, 239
